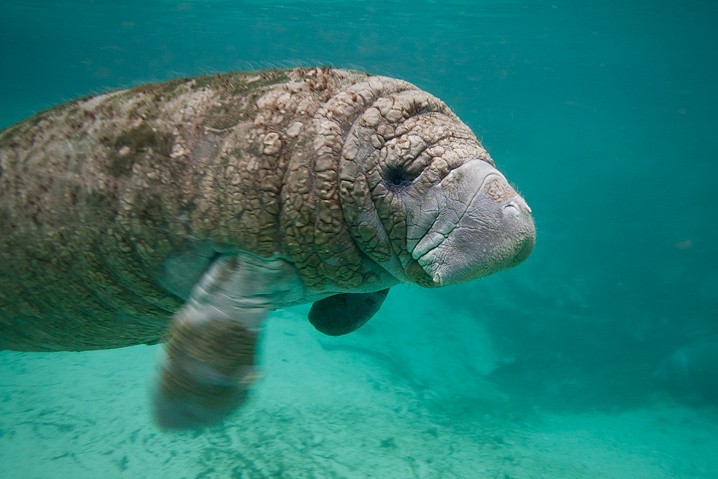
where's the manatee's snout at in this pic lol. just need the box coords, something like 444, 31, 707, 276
411, 159, 535, 286
499, 196, 535, 268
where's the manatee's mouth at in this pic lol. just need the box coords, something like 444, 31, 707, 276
409, 160, 535, 287
410, 170, 501, 268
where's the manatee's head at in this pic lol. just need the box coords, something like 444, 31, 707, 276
406, 157, 535, 286
339, 77, 535, 287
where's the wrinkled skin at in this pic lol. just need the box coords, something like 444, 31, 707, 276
0, 67, 535, 428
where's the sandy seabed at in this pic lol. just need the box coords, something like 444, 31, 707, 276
2, 292, 717, 479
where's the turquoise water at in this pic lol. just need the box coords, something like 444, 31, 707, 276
1, 1, 717, 478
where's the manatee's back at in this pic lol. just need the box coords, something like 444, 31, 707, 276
0, 69, 340, 351
0, 86, 193, 351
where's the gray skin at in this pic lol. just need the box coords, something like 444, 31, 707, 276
0, 67, 535, 428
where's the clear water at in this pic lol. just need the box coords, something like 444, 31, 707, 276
1, 1, 717, 477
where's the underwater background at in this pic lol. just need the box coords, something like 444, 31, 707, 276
1, 0, 717, 477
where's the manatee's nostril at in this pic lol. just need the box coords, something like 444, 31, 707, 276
503, 201, 521, 218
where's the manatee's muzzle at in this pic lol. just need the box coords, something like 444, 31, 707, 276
412, 160, 535, 286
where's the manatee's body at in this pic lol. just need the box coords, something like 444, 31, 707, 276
0, 68, 534, 428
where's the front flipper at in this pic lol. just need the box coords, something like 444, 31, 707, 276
153, 254, 302, 429
308, 289, 390, 336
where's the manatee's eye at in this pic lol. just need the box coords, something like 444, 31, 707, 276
383, 164, 417, 190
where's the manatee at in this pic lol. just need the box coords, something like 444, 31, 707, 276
0, 67, 535, 428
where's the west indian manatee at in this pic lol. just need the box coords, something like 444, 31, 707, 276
0, 67, 535, 428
